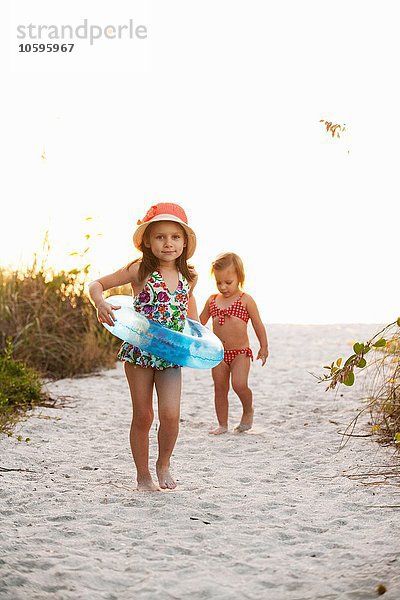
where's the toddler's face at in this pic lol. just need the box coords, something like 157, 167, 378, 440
214, 266, 240, 298
145, 221, 186, 263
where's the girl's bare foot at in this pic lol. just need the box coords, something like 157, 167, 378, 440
234, 409, 254, 433
208, 425, 228, 435
137, 477, 160, 492
156, 463, 177, 490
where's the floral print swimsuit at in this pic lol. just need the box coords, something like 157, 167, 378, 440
117, 270, 190, 370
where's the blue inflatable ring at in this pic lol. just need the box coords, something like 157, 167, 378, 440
102, 295, 223, 369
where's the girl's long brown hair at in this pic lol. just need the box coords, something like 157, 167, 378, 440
128, 222, 195, 283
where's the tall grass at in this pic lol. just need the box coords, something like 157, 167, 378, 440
0, 261, 118, 380
365, 334, 400, 447
0, 226, 132, 433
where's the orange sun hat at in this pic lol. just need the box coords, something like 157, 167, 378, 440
133, 203, 197, 258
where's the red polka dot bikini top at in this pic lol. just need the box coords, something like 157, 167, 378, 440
209, 293, 250, 326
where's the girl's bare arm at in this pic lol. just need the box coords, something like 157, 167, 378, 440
199, 296, 211, 325
88, 262, 139, 326
187, 295, 199, 321
187, 270, 199, 321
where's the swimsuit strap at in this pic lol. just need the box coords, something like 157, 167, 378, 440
156, 268, 186, 295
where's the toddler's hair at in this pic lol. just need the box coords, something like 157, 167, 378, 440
211, 252, 245, 287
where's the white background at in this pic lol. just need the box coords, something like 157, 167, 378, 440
1, 0, 399, 323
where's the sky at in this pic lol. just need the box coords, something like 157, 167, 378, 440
1, 0, 399, 323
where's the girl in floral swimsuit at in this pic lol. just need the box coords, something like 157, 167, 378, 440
117, 270, 190, 370
200, 252, 268, 435
89, 203, 198, 491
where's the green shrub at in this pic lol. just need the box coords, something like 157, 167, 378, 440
319, 319, 400, 448
0, 342, 46, 433
0, 343, 43, 409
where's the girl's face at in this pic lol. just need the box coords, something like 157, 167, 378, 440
214, 266, 240, 298
145, 221, 187, 264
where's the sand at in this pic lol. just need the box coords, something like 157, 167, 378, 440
1, 324, 399, 599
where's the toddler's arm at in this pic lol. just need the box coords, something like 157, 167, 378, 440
245, 295, 269, 366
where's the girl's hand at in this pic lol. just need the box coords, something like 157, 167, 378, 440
96, 300, 121, 326
257, 346, 269, 366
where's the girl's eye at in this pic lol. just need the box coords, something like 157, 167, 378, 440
173, 235, 181, 239
226, 281, 233, 285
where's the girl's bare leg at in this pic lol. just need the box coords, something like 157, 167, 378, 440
231, 355, 253, 432
154, 367, 182, 489
124, 363, 159, 491
209, 361, 230, 434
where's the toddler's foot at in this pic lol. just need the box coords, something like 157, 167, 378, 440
234, 409, 254, 433
208, 425, 228, 435
156, 462, 177, 490
137, 477, 160, 492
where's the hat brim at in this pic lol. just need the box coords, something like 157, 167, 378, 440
133, 214, 196, 259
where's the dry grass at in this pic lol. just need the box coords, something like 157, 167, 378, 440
366, 335, 400, 447
0, 264, 119, 379
0, 257, 123, 432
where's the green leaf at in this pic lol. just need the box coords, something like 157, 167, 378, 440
353, 343, 363, 355
364, 346, 371, 354
343, 371, 355, 386
397, 317, 400, 327
336, 357, 342, 367
395, 432, 400, 444
373, 338, 386, 348
344, 354, 357, 367
357, 358, 367, 368
69, 252, 79, 256
323, 366, 331, 370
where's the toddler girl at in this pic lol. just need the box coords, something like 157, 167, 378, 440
200, 252, 268, 434
88, 203, 198, 491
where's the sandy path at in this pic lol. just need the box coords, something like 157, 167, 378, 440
1, 324, 399, 599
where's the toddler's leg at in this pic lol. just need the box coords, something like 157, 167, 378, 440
124, 363, 159, 491
210, 361, 230, 434
230, 355, 253, 432
154, 367, 181, 489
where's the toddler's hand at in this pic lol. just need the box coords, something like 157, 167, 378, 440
257, 347, 269, 366
96, 300, 121, 327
